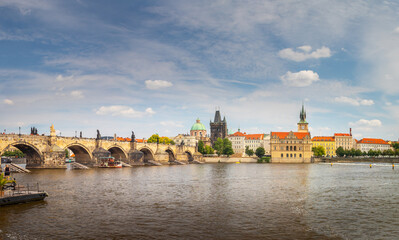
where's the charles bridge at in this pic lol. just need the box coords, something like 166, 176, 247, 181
0, 128, 201, 168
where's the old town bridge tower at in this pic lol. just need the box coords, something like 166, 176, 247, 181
210, 109, 228, 144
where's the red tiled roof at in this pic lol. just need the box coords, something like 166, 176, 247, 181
357, 138, 389, 145
230, 131, 245, 136
334, 133, 351, 136
271, 132, 310, 140
245, 134, 264, 140
136, 139, 147, 143
312, 136, 335, 141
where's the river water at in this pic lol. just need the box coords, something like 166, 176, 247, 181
1, 163, 399, 240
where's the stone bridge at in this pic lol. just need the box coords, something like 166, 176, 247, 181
0, 133, 201, 168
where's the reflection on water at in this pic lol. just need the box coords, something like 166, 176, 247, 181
1, 163, 399, 239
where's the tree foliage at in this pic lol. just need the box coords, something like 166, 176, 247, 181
2, 150, 25, 158
214, 138, 224, 156
204, 146, 215, 154
147, 134, 174, 144
245, 146, 254, 156
222, 138, 234, 156
255, 147, 265, 158
213, 138, 234, 156
312, 146, 325, 157
336, 147, 345, 157
198, 140, 205, 154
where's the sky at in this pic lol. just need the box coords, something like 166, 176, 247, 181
1, 0, 399, 140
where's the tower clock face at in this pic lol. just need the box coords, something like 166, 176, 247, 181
301, 126, 305, 129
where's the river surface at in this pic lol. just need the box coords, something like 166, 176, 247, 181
1, 163, 399, 240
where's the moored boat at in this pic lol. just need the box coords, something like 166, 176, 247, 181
98, 157, 122, 168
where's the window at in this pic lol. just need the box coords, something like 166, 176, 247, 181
286, 154, 289, 157
290, 146, 293, 151
294, 154, 296, 157
286, 146, 289, 151
290, 154, 292, 157
281, 153, 283, 157
299, 154, 302, 157
294, 146, 297, 151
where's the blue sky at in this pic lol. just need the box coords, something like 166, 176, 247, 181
1, 0, 399, 140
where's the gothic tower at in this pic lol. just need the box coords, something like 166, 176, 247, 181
297, 103, 309, 132
210, 109, 228, 144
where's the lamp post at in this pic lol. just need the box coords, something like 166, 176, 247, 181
19, 127, 21, 137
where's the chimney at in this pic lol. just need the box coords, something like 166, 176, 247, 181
350, 128, 352, 136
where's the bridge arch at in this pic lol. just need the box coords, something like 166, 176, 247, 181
138, 147, 155, 163
185, 151, 194, 162
4, 142, 44, 168
165, 148, 175, 162
65, 143, 93, 165
107, 145, 128, 162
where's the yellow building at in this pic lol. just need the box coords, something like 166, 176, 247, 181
270, 105, 313, 163
312, 136, 336, 157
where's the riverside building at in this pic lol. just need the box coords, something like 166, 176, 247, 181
228, 130, 270, 156
334, 129, 354, 150
312, 136, 336, 157
270, 105, 313, 163
356, 138, 391, 152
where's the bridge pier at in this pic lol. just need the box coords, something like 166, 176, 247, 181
42, 146, 66, 168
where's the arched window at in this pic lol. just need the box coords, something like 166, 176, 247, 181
286, 154, 289, 157
290, 146, 292, 151
290, 154, 292, 157
294, 154, 296, 157
299, 154, 302, 157
286, 146, 289, 151
294, 146, 297, 151
281, 153, 283, 157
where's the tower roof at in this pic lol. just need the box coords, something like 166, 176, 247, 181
299, 103, 307, 123
191, 118, 206, 131
214, 110, 222, 123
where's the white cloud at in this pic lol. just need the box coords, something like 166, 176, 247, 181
96, 105, 155, 118
145, 80, 173, 90
394, 26, 399, 34
280, 70, 319, 87
278, 46, 331, 62
349, 119, 382, 133
334, 96, 374, 106
3, 99, 14, 105
70, 90, 84, 98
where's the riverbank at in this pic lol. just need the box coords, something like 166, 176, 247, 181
318, 157, 399, 163
203, 157, 258, 163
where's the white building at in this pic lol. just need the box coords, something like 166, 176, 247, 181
356, 138, 391, 152
227, 130, 269, 156
173, 134, 197, 147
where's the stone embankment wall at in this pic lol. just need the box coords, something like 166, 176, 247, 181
319, 157, 399, 163
204, 157, 257, 163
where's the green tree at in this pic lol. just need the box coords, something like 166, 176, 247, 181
222, 138, 234, 156
205, 146, 215, 154
355, 149, 362, 156
245, 146, 254, 156
214, 138, 224, 156
336, 147, 345, 157
255, 147, 265, 158
147, 134, 174, 144
392, 142, 399, 150
198, 140, 205, 154
2, 150, 25, 158
147, 134, 160, 143
312, 146, 326, 157
368, 149, 376, 157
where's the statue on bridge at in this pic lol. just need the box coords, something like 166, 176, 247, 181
80, 131, 82, 138
30, 127, 38, 135
131, 131, 135, 142
96, 130, 101, 140
180, 140, 185, 146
